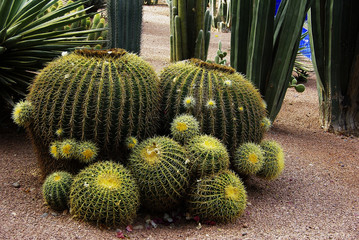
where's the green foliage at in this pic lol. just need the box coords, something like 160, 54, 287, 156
107, 0, 143, 54
26, 49, 161, 176
187, 135, 229, 178
232, 142, 264, 175
159, 59, 267, 154
169, 0, 212, 61
42, 171, 73, 211
127, 136, 190, 212
256, 140, 285, 180
12, 100, 33, 127
0, 0, 105, 106
230, 0, 312, 121
187, 170, 247, 223
69, 161, 140, 227
170, 114, 200, 143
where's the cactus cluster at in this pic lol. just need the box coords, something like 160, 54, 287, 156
42, 171, 73, 211
26, 49, 161, 176
160, 59, 267, 154
127, 136, 190, 212
69, 161, 140, 226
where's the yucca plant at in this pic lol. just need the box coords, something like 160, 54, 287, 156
230, 0, 312, 121
0, 0, 105, 107
308, 0, 359, 136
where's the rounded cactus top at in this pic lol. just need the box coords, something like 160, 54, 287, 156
188, 58, 236, 74
73, 48, 128, 59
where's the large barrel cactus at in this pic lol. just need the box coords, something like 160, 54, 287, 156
26, 48, 161, 177
159, 59, 267, 154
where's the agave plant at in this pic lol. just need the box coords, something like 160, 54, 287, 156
0, 0, 105, 106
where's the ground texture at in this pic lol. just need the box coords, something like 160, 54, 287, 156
0, 4, 358, 240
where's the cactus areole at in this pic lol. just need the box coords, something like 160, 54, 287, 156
27, 48, 161, 177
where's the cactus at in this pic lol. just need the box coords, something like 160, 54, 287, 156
42, 171, 73, 211
187, 135, 229, 178
209, 0, 232, 31
127, 136, 190, 212
76, 141, 98, 164
232, 142, 264, 176
107, 0, 143, 54
12, 100, 34, 127
59, 139, 78, 159
169, 0, 212, 61
159, 59, 267, 154
187, 170, 247, 223
125, 136, 138, 150
69, 161, 140, 227
170, 114, 200, 143
256, 140, 285, 180
26, 48, 161, 177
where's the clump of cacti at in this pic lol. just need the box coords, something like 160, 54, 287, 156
232, 142, 264, 175
26, 48, 161, 177
187, 135, 229, 178
170, 114, 200, 143
69, 161, 140, 227
160, 59, 267, 155
127, 136, 190, 212
256, 140, 285, 180
42, 171, 73, 211
187, 170, 247, 223
12, 100, 33, 127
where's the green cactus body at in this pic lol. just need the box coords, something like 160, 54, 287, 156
160, 59, 267, 154
187, 135, 229, 178
125, 136, 138, 150
232, 142, 264, 175
127, 136, 190, 212
257, 140, 285, 180
26, 49, 161, 177
187, 170, 247, 223
59, 139, 78, 159
76, 141, 98, 164
107, 0, 143, 54
69, 161, 140, 227
42, 171, 73, 211
12, 100, 33, 127
170, 114, 200, 143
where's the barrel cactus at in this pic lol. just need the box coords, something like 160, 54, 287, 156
232, 142, 264, 175
170, 114, 200, 143
127, 136, 190, 212
12, 100, 34, 127
187, 170, 247, 223
26, 48, 161, 177
187, 135, 230, 178
256, 140, 285, 180
42, 171, 73, 211
69, 161, 140, 227
159, 59, 267, 154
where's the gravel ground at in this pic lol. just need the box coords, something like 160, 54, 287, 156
0, 4, 358, 240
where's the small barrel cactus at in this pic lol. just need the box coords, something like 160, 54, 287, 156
76, 141, 98, 164
170, 114, 200, 143
69, 161, 140, 227
159, 59, 267, 155
12, 100, 33, 127
187, 170, 247, 223
26, 48, 161, 177
187, 135, 229, 178
59, 139, 78, 159
42, 171, 73, 211
125, 136, 138, 150
127, 136, 190, 212
256, 140, 285, 180
232, 142, 264, 176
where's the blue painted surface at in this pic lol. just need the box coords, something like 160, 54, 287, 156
275, 0, 311, 59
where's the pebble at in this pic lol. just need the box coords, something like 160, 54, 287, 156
51, 212, 59, 217
40, 213, 48, 218
242, 223, 249, 228
12, 182, 20, 188
242, 232, 248, 236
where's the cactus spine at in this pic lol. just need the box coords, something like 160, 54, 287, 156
187, 170, 247, 223
42, 171, 73, 211
107, 0, 143, 54
170, 0, 212, 61
128, 136, 190, 212
69, 161, 140, 227
27, 49, 161, 176
160, 59, 267, 154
